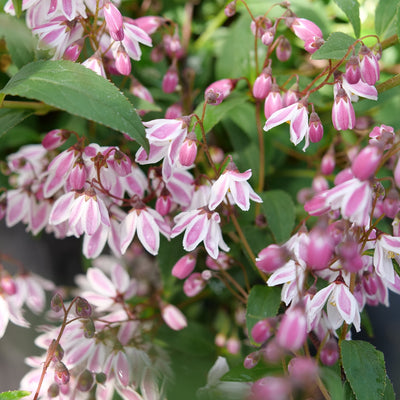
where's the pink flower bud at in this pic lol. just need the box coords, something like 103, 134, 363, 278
276, 305, 307, 352
263, 339, 284, 363
162, 66, 179, 93
305, 227, 334, 270
256, 244, 286, 273
179, 134, 197, 166
369, 124, 394, 149
276, 37, 291, 61
54, 361, 70, 385
290, 17, 323, 44
244, 351, 260, 369
224, 1, 236, 17
251, 16, 272, 37
77, 370, 94, 392
183, 272, 206, 297
395, 157, 400, 188
250, 376, 291, 400
383, 189, 400, 218
151, 45, 164, 62
82, 55, 106, 78
332, 87, 355, 131
320, 338, 339, 366
63, 41, 83, 62
75, 296, 92, 318
251, 319, 272, 344
351, 145, 382, 181
363, 273, 379, 296
163, 34, 184, 58
215, 333, 226, 347
339, 240, 363, 273
261, 29, 275, 46
226, 337, 241, 354
320, 149, 335, 175
67, 160, 86, 190
50, 293, 64, 313
155, 193, 172, 216
288, 356, 318, 385
165, 102, 183, 119
253, 68, 272, 99
309, 109, 323, 143
161, 304, 187, 330
114, 46, 131, 76
130, 79, 154, 103
345, 55, 361, 84
205, 79, 236, 105
109, 150, 132, 176
359, 44, 380, 85
206, 252, 230, 270
1, 274, 17, 295
312, 175, 329, 193
171, 253, 196, 279
104, 2, 124, 41
42, 129, 70, 150
264, 83, 282, 119
282, 84, 299, 107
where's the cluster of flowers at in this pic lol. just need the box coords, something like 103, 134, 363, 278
20, 256, 181, 400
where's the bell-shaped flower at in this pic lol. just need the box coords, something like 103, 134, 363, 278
171, 208, 230, 259
359, 44, 380, 85
374, 234, 400, 284
264, 99, 310, 151
332, 86, 355, 131
289, 17, 323, 54
121, 17, 152, 61
208, 161, 262, 211
308, 277, 360, 331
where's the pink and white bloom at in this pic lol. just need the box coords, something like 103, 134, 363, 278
161, 304, 187, 330
276, 304, 307, 351
308, 278, 361, 331
171, 208, 230, 259
374, 234, 400, 284
289, 17, 323, 54
264, 100, 310, 151
208, 162, 262, 211
121, 17, 152, 61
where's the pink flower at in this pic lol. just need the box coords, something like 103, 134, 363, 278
264, 100, 310, 150
171, 208, 230, 259
289, 17, 323, 54
208, 162, 262, 211
121, 17, 152, 61
205, 79, 237, 105
104, 2, 124, 41
374, 234, 400, 284
332, 86, 355, 131
161, 304, 187, 330
359, 44, 380, 85
264, 84, 282, 119
276, 305, 307, 351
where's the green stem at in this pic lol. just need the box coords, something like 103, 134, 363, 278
1, 100, 56, 114
381, 34, 399, 50
376, 73, 400, 94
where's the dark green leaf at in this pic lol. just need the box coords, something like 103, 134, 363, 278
260, 190, 295, 243
0, 14, 36, 69
320, 367, 346, 400
11, 0, 22, 17
246, 285, 281, 344
0, 108, 34, 136
0, 391, 30, 400
333, 0, 360, 38
312, 32, 356, 60
0, 60, 148, 151
362, 249, 374, 257
375, 0, 400, 40
220, 360, 281, 382
383, 376, 396, 400
341, 340, 386, 400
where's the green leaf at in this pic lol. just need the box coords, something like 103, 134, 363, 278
383, 376, 396, 400
246, 285, 281, 344
0, 60, 148, 151
0, 391, 30, 400
375, 0, 400, 40
0, 14, 37, 69
0, 108, 34, 136
333, 0, 360, 38
341, 340, 387, 400
312, 32, 356, 60
260, 190, 295, 243
320, 367, 346, 400
362, 249, 374, 257
220, 360, 281, 382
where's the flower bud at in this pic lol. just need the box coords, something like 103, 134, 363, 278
47, 383, 59, 398
206, 252, 230, 270
96, 372, 107, 384
383, 189, 400, 219
244, 351, 260, 369
305, 227, 334, 270
162, 66, 179, 93
276, 305, 307, 352
264, 83, 282, 119
250, 376, 291, 400
263, 339, 284, 363
369, 124, 394, 149
205, 79, 236, 105
256, 244, 286, 273
253, 67, 272, 100
340, 240, 363, 273
82, 55, 106, 78
75, 296, 92, 318
50, 293, 64, 313
359, 44, 380, 85
320, 148, 335, 175
104, 2, 124, 41
261, 29, 275, 46
161, 304, 187, 331
351, 145, 382, 181
224, 1, 236, 17
114, 46, 131, 76
165, 102, 183, 119
282, 84, 299, 107
320, 338, 339, 366
179, 134, 197, 166
54, 361, 70, 385
276, 37, 291, 61
155, 192, 172, 216
171, 253, 196, 279
345, 55, 361, 84
251, 319, 272, 344
163, 34, 184, 58
332, 87, 355, 131
309, 109, 323, 143
77, 370, 94, 392
183, 272, 206, 297
288, 356, 319, 385
250, 16, 272, 37
67, 160, 86, 191
42, 129, 71, 150
151, 45, 164, 62
52, 341, 64, 362
226, 337, 240, 354
83, 318, 95, 338
1, 274, 17, 296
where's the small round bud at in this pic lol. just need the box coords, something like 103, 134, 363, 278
77, 370, 94, 392
42, 129, 71, 150
172, 253, 197, 279
161, 304, 188, 331
75, 296, 92, 318
50, 293, 64, 313
244, 351, 260, 369
183, 272, 206, 297
54, 361, 70, 385
320, 338, 339, 366
256, 244, 287, 273
1, 274, 17, 296
162, 66, 179, 93
226, 337, 240, 354
251, 319, 272, 344
276, 37, 291, 61
224, 1, 236, 17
